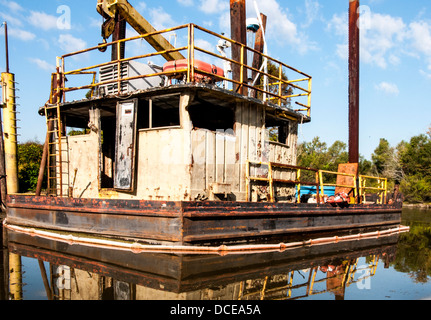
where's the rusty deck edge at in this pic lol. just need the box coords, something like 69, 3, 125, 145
6, 194, 403, 219
6, 194, 183, 218
5, 216, 183, 243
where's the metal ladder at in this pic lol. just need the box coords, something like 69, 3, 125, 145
44, 103, 68, 197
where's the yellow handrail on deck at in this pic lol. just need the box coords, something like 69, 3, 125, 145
359, 175, 388, 204
246, 161, 320, 203
55, 23, 312, 118
319, 170, 358, 203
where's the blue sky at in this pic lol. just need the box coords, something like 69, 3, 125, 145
0, 0, 431, 160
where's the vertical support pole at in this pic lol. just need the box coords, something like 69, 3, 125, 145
191, 24, 195, 82
230, 0, 247, 94
296, 169, 301, 203
111, 12, 126, 61
278, 63, 283, 106
4, 22, 9, 74
1, 72, 18, 195
252, 14, 267, 79
349, 0, 360, 164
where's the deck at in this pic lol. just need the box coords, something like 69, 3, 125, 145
6, 194, 402, 245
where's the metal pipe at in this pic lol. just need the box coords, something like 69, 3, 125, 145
349, 0, 360, 164
4, 222, 410, 255
4, 22, 9, 73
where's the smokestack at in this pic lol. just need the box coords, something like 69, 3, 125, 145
230, 0, 247, 94
348, 0, 360, 164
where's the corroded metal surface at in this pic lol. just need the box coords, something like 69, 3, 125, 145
6, 195, 402, 245
349, 0, 360, 164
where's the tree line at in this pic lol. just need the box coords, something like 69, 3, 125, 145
297, 127, 431, 204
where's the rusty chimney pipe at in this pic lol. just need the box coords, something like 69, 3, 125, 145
348, 0, 360, 164
230, 0, 247, 94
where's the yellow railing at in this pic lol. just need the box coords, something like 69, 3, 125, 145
246, 161, 320, 203
319, 170, 358, 204
359, 175, 388, 204
319, 170, 388, 204
246, 162, 389, 204
53, 23, 312, 117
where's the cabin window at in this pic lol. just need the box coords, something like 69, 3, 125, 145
188, 100, 235, 131
138, 94, 180, 130
266, 116, 290, 145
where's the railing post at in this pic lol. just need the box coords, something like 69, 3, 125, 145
190, 24, 195, 83
239, 44, 244, 93
278, 63, 283, 106
117, 39, 121, 94
296, 169, 301, 203
319, 170, 324, 197
307, 78, 312, 117
268, 162, 274, 202
187, 24, 191, 83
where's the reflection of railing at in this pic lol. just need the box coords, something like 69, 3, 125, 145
359, 175, 387, 204
53, 23, 312, 117
237, 255, 380, 300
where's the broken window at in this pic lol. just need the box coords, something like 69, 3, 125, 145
188, 99, 235, 131
138, 94, 180, 130
266, 115, 290, 145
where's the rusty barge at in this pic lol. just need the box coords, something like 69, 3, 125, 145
4, 0, 403, 246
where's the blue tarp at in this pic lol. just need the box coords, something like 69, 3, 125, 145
298, 185, 336, 197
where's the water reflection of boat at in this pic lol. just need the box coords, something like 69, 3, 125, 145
4, 228, 399, 300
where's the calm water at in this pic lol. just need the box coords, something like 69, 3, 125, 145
1, 208, 430, 301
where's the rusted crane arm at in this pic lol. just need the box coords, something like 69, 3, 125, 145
96, 0, 184, 61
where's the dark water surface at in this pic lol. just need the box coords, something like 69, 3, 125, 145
1, 208, 430, 301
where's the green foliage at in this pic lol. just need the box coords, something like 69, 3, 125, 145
298, 130, 431, 203
395, 223, 431, 283
398, 134, 431, 203
18, 141, 44, 193
298, 137, 348, 171
297, 137, 348, 182
372, 138, 392, 174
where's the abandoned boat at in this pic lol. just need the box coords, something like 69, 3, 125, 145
4, 0, 403, 245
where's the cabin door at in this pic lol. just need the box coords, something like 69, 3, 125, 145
114, 99, 138, 191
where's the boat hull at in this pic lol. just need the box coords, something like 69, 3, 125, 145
5, 195, 403, 245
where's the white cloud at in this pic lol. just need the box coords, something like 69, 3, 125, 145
29, 58, 55, 71
28, 11, 59, 31
0, 0, 24, 13
0, 12, 24, 27
7, 28, 36, 41
303, 0, 321, 28
199, 0, 228, 14
409, 21, 431, 57
361, 13, 406, 68
149, 7, 176, 30
375, 82, 399, 96
178, 0, 194, 6
58, 34, 87, 52
249, 0, 317, 54
328, 11, 406, 69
